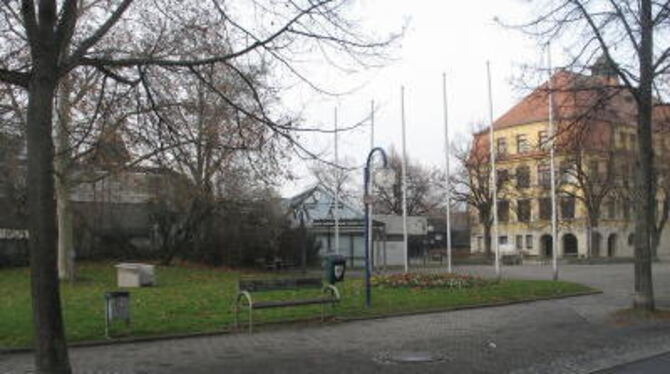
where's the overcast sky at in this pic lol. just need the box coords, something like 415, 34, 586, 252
279, 1, 556, 197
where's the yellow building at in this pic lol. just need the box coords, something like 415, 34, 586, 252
468, 62, 670, 259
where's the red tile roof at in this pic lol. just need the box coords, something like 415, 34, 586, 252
469, 69, 660, 161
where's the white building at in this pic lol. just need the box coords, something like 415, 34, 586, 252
287, 184, 428, 267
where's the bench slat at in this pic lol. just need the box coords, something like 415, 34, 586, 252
238, 277, 323, 292
253, 297, 337, 309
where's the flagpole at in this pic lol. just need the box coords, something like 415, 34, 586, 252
401, 86, 409, 273
443, 73, 453, 273
487, 61, 500, 279
548, 44, 559, 281
368, 100, 375, 273
334, 107, 340, 255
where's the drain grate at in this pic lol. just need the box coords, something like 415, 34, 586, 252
374, 351, 449, 365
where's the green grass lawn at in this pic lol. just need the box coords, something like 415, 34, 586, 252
0, 262, 596, 348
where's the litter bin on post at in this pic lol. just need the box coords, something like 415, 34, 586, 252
323, 254, 346, 284
104, 291, 130, 338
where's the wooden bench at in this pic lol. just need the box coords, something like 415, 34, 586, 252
254, 258, 297, 271
234, 277, 340, 333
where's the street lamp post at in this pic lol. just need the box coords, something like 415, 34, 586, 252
363, 147, 393, 308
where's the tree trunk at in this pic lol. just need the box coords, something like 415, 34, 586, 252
483, 221, 492, 258
633, 0, 655, 311
26, 65, 72, 372
586, 215, 599, 258
56, 186, 75, 280
56, 75, 75, 282
586, 223, 592, 258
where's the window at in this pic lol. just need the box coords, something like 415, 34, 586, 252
560, 160, 576, 184
516, 166, 530, 188
526, 234, 533, 249
498, 200, 510, 223
560, 197, 575, 219
539, 197, 552, 220
619, 131, 627, 149
499, 236, 508, 245
538, 131, 549, 150
497, 169, 509, 185
517, 199, 531, 222
517, 134, 530, 153
538, 162, 551, 188
477, 236, 483, 251
516, 235, 523, 250
589, 160, 600, 180
497, 137, 507, 156
606, 200, 616, 219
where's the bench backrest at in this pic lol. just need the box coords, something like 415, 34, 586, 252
238, 277, 323, 292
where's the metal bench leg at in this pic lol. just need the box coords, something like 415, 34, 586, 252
321, 285, 340, 323
249, 306, 253, 334
235, 291, 253, 333
234, 303, 238, 329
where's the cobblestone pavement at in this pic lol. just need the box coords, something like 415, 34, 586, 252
2, 263, 670, 373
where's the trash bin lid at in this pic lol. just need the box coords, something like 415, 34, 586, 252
104, 291, 130, 299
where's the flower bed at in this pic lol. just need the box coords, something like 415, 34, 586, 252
370, 272, 489, 289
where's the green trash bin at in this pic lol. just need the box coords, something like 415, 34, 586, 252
323, 254, 346, 284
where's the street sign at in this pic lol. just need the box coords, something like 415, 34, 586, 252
363, 194, 376, 205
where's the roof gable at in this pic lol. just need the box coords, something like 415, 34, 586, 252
288, 184, 363, 223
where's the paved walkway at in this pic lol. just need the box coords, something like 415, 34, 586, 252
2, 263, 670, 373
596, 352, 670, 374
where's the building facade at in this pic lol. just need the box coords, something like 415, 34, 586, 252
469, 61, 670, 259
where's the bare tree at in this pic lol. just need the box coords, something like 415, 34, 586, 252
452, 133, 513, 257
549, 82, 625, 258
142, 58, 283, 265
372, 147, 443, 216
0, 1, 399, 371
512, 0, 670, 311
309, 155, 358, 205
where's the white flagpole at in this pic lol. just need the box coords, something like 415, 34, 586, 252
401, 86, 409, 273
443, 73, 453, 273
368, 100, 375, 272
487, 61, 500, 279
334, 107, 340, 255
548, 44, 559, 281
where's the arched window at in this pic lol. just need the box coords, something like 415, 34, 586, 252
563, 233, 578, 256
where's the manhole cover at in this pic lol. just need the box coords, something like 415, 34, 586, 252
374, 351, 449, 365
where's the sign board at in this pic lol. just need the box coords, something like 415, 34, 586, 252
334, 264, 345, 281
363, 194, 376, 205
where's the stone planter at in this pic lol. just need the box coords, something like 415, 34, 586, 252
115, 263, 155, 287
